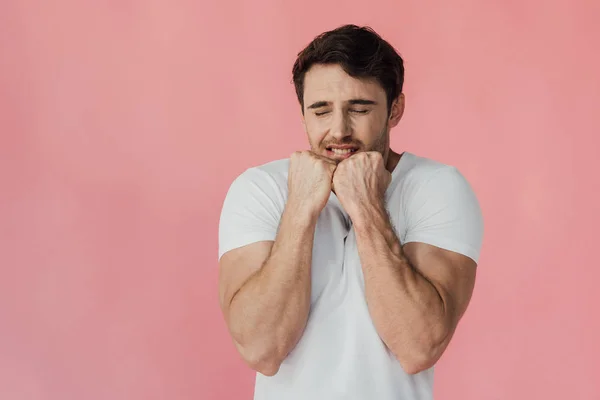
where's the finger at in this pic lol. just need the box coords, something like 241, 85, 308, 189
314, 154, 338, 166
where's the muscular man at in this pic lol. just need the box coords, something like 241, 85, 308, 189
217, 24, 484, 400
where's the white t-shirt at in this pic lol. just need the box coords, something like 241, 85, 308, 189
218, 152, 484, 400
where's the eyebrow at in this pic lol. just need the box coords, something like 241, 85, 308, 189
306, 99, 378, 109
348, 99, 377, 106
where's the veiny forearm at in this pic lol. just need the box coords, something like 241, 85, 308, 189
228, 201, 317, 375
352, 202, 451, 374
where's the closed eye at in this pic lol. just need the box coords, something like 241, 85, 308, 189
315, 109, 368, 116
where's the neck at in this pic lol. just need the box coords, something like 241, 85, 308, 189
385, 149, 402, 173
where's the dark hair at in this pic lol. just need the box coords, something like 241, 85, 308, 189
292, 24, 404, 114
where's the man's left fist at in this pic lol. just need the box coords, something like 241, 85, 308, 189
332, 151, 392, 217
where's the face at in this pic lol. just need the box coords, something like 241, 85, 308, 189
301, 64, 404, 165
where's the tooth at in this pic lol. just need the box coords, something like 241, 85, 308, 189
332, 148, 351, 154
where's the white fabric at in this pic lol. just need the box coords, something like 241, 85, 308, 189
218, 152, 484, 400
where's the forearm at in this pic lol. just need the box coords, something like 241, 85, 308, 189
228, 201, 316, 374
352, 202, 450, 373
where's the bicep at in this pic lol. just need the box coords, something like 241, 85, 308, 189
217, 168, 284, 316
401, 165, 483, 323
218, 240, 274, 318
403, 241, 477, 326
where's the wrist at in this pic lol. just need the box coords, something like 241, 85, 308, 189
284, 197, 322, 225
350, 198, 387, 229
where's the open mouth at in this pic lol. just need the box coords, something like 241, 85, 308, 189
326, 147, 358, 155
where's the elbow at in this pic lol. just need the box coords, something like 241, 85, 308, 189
249, 354, 282, 377
234, 340, 284, 377
399, 353, 437, 375
394, 329, 450, 375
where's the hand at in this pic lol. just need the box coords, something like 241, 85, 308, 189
332, 151, 392, 218
287, 151, 337, 218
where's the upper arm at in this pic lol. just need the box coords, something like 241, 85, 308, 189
219, 241, 273, 318
402, 165, 484, 332
403, 242, 477, 329
217, 168, 284, 318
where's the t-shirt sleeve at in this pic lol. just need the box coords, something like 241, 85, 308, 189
218, 168, 285, 261
403, 166, 484, 263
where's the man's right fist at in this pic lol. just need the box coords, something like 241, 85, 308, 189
287, 151, 337, 217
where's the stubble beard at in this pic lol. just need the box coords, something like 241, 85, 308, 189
312, 122, 390, 165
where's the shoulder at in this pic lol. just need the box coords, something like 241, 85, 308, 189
395, 152, 473, 197
223, 158, 290, 207
229, 158, 289, 188
394, 152, 482, 229
397, 152, 484, 262
398, 152, 456, 185
253, 158, 290, 183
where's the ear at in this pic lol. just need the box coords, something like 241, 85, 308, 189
388, 93, 405, 128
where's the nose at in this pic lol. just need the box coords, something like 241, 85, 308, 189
329, 110, 352, 140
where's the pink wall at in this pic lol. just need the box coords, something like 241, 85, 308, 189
1, 1, 599, 399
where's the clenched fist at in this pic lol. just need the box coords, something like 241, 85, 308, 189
287, 151, 337, 218
332, 151, 392, 218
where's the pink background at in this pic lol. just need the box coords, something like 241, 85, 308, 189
1, 1, 599, 399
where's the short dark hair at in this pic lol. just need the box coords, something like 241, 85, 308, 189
292, 24, 404, 113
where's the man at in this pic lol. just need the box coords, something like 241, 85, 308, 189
217, 24, 483, 400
